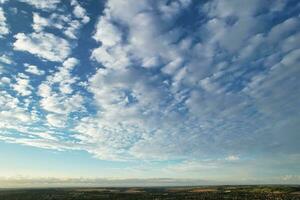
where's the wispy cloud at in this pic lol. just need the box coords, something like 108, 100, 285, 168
13, 32, 71, 62
24, 63, 45, 75
18, 0, 60, 11
0, 7, 9, 38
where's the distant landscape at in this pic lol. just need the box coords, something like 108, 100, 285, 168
1, 185, 300, 200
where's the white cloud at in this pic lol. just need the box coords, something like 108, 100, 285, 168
46, 114, 65, 127
18, 0, 60, 11
204, 0, 261, 18
0, 135, 77, 151
0, 90, 33, 131
49, 57, 79, 94
281, 175, 300, 182
13, 32, 71, 62
86, 0, 235, 159
158, 0, 192, 20
39, 84, 83, 115
32, 13, 50, 32
93, 17, 122, 46
12, 73, 32, 96
29, 1, 90, 41
0, 110, 31, 122
167, 160, 218, 173
38, 83, 51, 97
31, 12, 84, 40
0, 91, 19, 110
3, 0, 292, 162
91, 1, 172, 70
226, 155, 240, 161
0, 77, 10, 84
63, 20, 81, 39
24, 63, 45, 75
199, 77, 220, 93
84, 0, 300, 161
0, 7, 9, 38
161, 58, 183, 75
0, 0, 8, 4
63, 57, 78, 69
37, 58, 84, 131
268, 17, 300, 43
1, 77, 81, 150
71, 0, 90, 24
0, 55, 82, 154
142, 56, 160, 68
0, 54, 12, 65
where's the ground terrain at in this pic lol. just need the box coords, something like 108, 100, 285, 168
0, 185, 299, 199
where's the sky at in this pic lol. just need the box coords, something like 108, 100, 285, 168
0, 0, 299, 187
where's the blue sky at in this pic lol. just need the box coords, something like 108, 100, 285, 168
0, 0, 299, 186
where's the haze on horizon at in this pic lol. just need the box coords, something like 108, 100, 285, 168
0, 0, 299, 187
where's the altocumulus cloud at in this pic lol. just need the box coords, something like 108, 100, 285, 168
0, 7, 9, 38
13, 32, 71, 62
0, 0, 299, 182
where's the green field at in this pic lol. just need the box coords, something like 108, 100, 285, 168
0, 185, 299, 199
